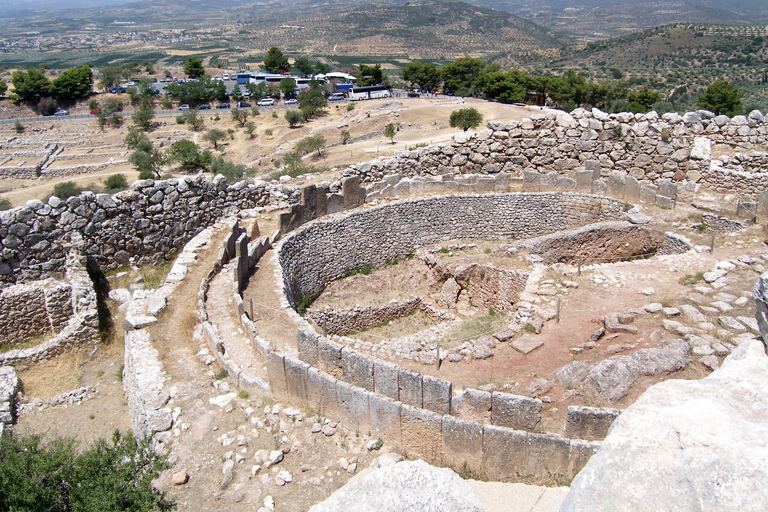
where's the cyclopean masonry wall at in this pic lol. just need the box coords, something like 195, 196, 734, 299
342, 109, 768, 201
277, 193, 627, 309
0, 238, 99, 367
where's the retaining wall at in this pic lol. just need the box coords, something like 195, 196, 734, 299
277, 193, 626, 309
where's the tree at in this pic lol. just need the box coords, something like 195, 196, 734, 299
97, 97, 124, 129
52, 181, 83, 200
209, 155, 254, 182
401, 61, 441, 91
214, 80, 228, 102
244, 121, 257, 139
0, 430, 174, 512
50, 65, 93, 100
314, 61, 332, 74
129, 139, 164, 178
166, 139, 211, 172
165, 79, 213, 106
357, 63, 384, 87
627, 87, 661, 113
231, 109, 250, 127
104, 173, 128, 192
441, 57, 485, 96
125, 126, 149, 149
294, 56, 314, 75
285, 109, 304, 128
476, 66, 525, 103
449, 107, 483, 131
180, 110, 204, 131
280, 77, 297, 99
295, 134, 326, 157
383, 123, 396, 144
340, 129, 351, 145
204, 128, 227, 149
697, 80, 743, 116
11, 68, 51, 103
263, 47, 289, 74
298, 84, 327, 120
184, 57, 205, 78
0, 80, 7, 97
132, 96, 155, 131
37, 97, 58, 116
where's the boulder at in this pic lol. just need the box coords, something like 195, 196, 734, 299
308, 459, 483, 512
754, 272, 768, 350
561, 339, 768, 512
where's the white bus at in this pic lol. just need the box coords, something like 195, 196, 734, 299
348, 85, 391, 101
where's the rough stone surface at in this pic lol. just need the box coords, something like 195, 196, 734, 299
562, 340, 768, 512
308, 460, 484, 512
754, 272, 768, 349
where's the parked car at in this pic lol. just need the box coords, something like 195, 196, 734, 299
89, 108, 100, 115
328, 92, 345, 101
237, 101, 252, 108
216, 102, 230, 109
222, 73, 230, 80
284, 98, 298, 105
198, 104, 211, 110
257, 98, 275, 106
178, 104, 190, 111
53, 110, 69, 116
408, 91, 420, 98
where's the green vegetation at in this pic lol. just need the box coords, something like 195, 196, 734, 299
344, 263, 373, 277
295, 294, 312, 316
128, 139, 164, 179
209, 155, 254, 183
449, 108, 483, 132
264, 47, 290, 74
0, 430, 174, 511
384, 123, 396, 144
52, 181, 83, 200
103, 173, 128, 193
285, 109, 304, 128
0, 199, 12, 211
215, 368, 228, 380
166, 139, 211, 173
203, 128, 227, 149
183, 56, 205, 79
679, 271, 706, 286
697, 80, 743, 116
295, 134, 326, 157
13, 120, 24, 133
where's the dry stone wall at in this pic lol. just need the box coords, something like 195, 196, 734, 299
277, 193, 626, 308
342, 109, 768, 203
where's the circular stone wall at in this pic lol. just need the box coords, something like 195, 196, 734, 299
277, 193, 626, 308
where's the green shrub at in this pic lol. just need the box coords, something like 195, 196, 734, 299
104, 173, 128, 192
52, 181, 83, 200
0, 199, 11, 211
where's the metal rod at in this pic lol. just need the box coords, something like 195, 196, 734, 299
556, 298, 561, 324
577, 255, 582, 276
250, 298, 254, 320
736, 198, 741, 217
710, 233, 716, 254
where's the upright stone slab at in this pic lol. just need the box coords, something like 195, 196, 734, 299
368, 392, 402, 445
284, 356, 309, 401
336, 381, 370, 432
307, 367, 339, 417
657, 180, 677, 199
624, 176, 641, 203
297, 327, 319, 366
265, 350, 288, 400
639, 185, 658, 204
757, 188, 768, 224
584, 160, 601, 173
451, 388, 492, 424
326, 193, 344, 214
541, 171, 559, 191
341, 349, 375, 391
315, 183, 329, 217
482, 425, 529, 480
754, 272, 768, 350
565, 405, 622, 441
342, 176, 365, 210
557, 176, 577, 192
491, 392, 542, 432
400, 404, 443, 466
301, 185, 317, 224
317, 337, 343, 379
576, 170, 595, 193
442, 415, 484, 473
523, 170, 541, 192
422, 375, 451, 415
398, 368, 423, 408
373, 359, 400, 400
592, 179, 607, 196
606, 171, 626, 199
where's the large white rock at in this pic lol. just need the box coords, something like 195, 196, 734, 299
308, 459, 483, 512
561, 339, 768, 512
754, 272, 768, 348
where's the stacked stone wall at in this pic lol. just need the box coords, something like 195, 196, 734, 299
278, 193, 626, 308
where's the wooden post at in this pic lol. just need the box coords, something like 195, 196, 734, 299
436, 340, 440, 371
556, 297, 561, 324
577, 255, 582, 276
322, 320, 327, 336
250, 298, 254, 320
736, 198, 741, 217
673, 193, 677, 210
710, 233, 716, 254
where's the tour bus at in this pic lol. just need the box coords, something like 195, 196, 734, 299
348, 85, 391, 101
235, 73, 323, 92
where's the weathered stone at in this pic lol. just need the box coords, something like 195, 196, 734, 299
491, 392, 541, 432
511, 334, 544, 354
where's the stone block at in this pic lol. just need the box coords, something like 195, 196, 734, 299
541, 171, 559, 191
297, 327, 319, 366
592, 179, 607, 195
568, 439, 601, 477
316, 183, 329, 218
336, 381, 370, 433
400, 404, 443, 466
557, 176, 577, 192
300, 185, 317, 224
265, 350, 288, 400
317, 337, 343, 378
624, 176, 641, 203
307, 367, 339, 418
584, 160, 601, 172
639, 185, 658, 204
398, 368, 423, 408
565, 405, 621, 441
576, 170, 594, 193
656, 195, 674, 209
373, 359, 400, 400
284, 356, 309, 401
525, 432, 572, 476
523, 170, 541, 192
326, 193, 344, 214
606, 171, 626, 198
757, 188, 768, 224
422, 375, 451, 415
341, 349, 375, 391
482, 425, 529, 481
368, 392, 402, 445
442, 415, 484, 474
491, 392, 542, 432
512, 334, 544, 354
342, 176, 365, 210
451, 388, 492, 424
657, 180, 677, 199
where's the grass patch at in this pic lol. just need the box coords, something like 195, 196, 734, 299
344, 263, 372, 277
215, 368, 228, 380
679, 271, 705, 286
515, 472, 573, 488
117, 364, 124, 382
456, 461, 484, 481
296, 294, 312, 316
238, 390, 249, 400
524, 323, 536, 333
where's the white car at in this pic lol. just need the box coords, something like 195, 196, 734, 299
222, 73, 230, 80
328, 92, 345, 101
257, 98, 275, 106
284, 98, 298, 105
